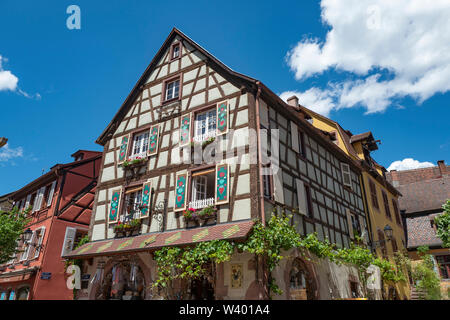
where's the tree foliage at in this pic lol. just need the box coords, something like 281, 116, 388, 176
435, 199, 450, 248
411, 246, 442, 300
0, 207, 29, 264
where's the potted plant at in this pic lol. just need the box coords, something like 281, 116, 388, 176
183, 208, 198, 222
121, 157, 147, 169
198, 205, 217, 220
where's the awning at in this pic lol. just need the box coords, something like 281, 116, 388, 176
63, 220, 254, 259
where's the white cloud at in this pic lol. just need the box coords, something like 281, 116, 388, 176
280, 88, 337, 117
0, 55, 39, 99
0, 144, 24, 162
0, 56, 18, 91
284, 0, 450, 114
387, 158, 435, 171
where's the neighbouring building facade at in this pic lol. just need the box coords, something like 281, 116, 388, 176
386, 160, 450, 298
64, 28, 376, 300
297, 105, 410, 300
0, 150, 101, 300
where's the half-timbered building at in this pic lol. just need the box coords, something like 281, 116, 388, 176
65, 28, 370, 300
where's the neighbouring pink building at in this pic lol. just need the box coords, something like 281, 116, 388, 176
0, 150, 101, 300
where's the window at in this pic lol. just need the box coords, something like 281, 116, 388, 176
122, 187, 144, 221
28, 227, 46, 260
262, 165, 272, 200
289, 259, 314, 300
341, 163, 352, 189
436, 255, 450, 279
189, 169, 215, 209
382, 191, 392, 219
194, 109, 216, 142
130, 131, 149, 159
304, 185, 313, 218
164, 78, 180, 101
171, 43, 181, 60
298, 130, 306, 157
392, 199, 402, 225
350, 213, 362, 237
369, 179, 379, 210
377, 229, 387, 259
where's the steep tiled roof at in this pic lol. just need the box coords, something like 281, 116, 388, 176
406, 214, 443, 249
394, 176, 450, 214
386, 163, 449, 214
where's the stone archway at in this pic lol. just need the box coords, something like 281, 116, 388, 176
284, 256, 319, 300
92, 255, 152, 300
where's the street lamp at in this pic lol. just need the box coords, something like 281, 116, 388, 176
22, 228, 33, 242
372, 224, 394, 249
0, 137, 7, 148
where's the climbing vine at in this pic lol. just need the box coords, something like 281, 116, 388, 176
153, 212, 408, 299
152, 240, 235, 299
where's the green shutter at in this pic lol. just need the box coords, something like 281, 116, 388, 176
140, 180, 152, 218
108, 188, 122, 224
216, 100, 229, 136
147, 125, 160, 156
118, 135, 130, 163
179, 114, 191, 146
174, 173, 187, 211
215, 164, 229, 205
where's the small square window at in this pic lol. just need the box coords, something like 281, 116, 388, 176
165, 79, 180, 101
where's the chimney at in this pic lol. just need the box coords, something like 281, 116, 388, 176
287, 95, 299, 108
437, 160, 447, 175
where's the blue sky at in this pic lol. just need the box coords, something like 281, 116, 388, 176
0, 0, 449, 195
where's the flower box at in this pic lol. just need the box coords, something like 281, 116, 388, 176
114, 219, 142, 237
183, 205, 217, 224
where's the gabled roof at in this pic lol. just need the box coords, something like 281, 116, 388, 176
95, 28, 363, 172
95, 27, 259, 146
11, 151, 102, 200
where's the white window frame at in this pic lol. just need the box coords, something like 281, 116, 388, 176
121, 190, 143, 221
194, 109, 217, 142
130, 131, 150, 160
172, 44, 180, 59
188, 171, 215, 209
19, 231, 36, 262
165, 79, 180, 101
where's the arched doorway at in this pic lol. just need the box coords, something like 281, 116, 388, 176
97, 261, 146, 300
16, 286, 30, 300
189, 276, 214, 300
289, 258, 316, 300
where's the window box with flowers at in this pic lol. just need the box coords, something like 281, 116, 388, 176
183, 205, 217, 226
113, 219, 142, 238
120, 157, 148, 181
